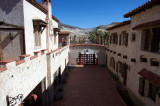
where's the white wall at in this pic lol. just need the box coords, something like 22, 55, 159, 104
0, 52, 47, 106
23, 0, 47, 55
107, 5, 160, 106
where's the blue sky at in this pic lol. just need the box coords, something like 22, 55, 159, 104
37, 0, 150, 28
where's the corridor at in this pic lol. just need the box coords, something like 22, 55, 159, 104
52, 65, 126, 106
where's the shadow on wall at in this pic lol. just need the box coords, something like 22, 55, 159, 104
0, 0, 21, 14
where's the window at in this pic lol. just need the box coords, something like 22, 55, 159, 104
54, 35, 57, 45
148, 83, 157, 101
152, 28, 160, 52
131, 33, 136, 41
143, 29, 151, 51
139, 77, 145, 96
142, 28, 160, 53
110, 33, 118, 44
119, 34, 122, 45
110, 57, 115, 70
122, 31, 128, 46
33, 19, 47, 47
34, 27, 41, 47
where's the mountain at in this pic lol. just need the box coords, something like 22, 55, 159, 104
58, 22, 118, 37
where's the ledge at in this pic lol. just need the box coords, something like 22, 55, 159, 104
41, 49, 48, 52
0, 68, 7, 72
16, 61, 25, 66
34, 51, 41, 54
19, 54, 30, 58
47, 45, 69, 55
30, 56, 38, 60
0, 59, 17, 65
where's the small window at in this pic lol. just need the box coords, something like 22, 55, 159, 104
131, 33, 136, 41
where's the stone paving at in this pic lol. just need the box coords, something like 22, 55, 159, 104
52, 65, 126, 106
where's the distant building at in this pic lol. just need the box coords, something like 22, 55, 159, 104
0, 0, 70, 106
106, 0, 160, 106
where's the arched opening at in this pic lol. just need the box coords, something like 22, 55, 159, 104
76, 49, 98, 65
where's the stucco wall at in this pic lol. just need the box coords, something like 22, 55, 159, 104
23, 0, 47, 55
107, 5, 160, 106
47, 45, 69, 103
69, 45, 106, 65
0, 52, 47, 106
131, 5, 160, 29
0, 0, 24, 26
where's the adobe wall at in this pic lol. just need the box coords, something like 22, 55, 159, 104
69, 44, 106, 65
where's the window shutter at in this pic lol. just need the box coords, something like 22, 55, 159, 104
139, 77, 145, 96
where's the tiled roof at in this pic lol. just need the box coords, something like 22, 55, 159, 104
124, 0, 160, 18
59, 31, 70, 35
26, 0, 59, 22
133, 19, 160, 30
138, 68, 160, 87
52, 15, 59, 23
26, 0, 48, 14
106, 20, 130, 30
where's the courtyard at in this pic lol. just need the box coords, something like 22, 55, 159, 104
52, 65, 126, 106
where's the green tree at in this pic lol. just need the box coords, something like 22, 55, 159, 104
89, 30, 109, 45
89, 31, 96, 43
103, 31, 109, 45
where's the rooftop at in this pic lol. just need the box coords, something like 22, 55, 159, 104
106, 20, 130, 30
124, 0, 160, 18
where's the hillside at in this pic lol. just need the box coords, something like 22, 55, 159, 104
58, 22, 118, 37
